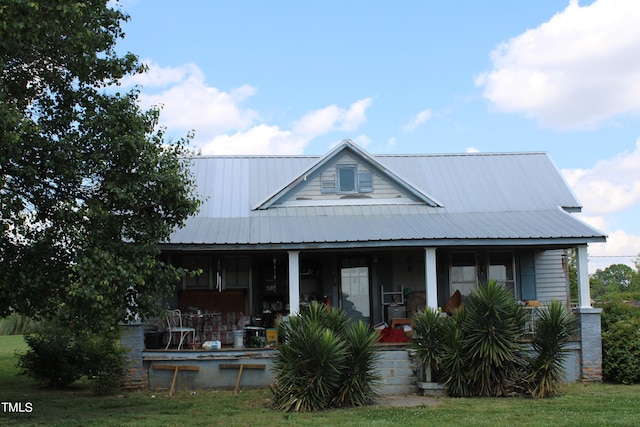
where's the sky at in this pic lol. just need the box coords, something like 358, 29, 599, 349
115, 0, 640, 273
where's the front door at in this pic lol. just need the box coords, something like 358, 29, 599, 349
340, 266, 370, 323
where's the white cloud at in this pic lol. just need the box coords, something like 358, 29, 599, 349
200, 124, 306, 155
563, 139, 640, 215
122, 61, 373, 155
562, 139, 640, 272
476, 0, 640, 129
466, 147, 480, 153
292, 98, 373, 136
402, 109, 432, 132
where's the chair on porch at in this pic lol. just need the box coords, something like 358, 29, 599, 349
165, 309, 196, 350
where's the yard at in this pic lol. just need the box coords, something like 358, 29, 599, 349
1, 335, 639, 426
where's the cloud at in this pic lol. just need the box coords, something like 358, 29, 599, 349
563, 139, 640, 215
200, 125, 306, 155
476, 0, 640, 129
292, 98, 373, 136
562, 139, 640, 271
402, 109, 433, 132
122, 61, 373, 155
123, 61, 260, 139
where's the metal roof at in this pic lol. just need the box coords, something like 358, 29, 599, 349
166, 145, 606, 249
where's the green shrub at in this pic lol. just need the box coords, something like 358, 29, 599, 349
16, 324, 127, 393
601, 301, 640, 384
270, 302, 380, 412
17, 326, 85, 388
526, 300, 576, 398
83, 332, 128, 395
460, 281, 525, 397
411, 307, 447, 382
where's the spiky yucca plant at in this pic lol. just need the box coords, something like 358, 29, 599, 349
332, 320, 381, 407
271, 302, 380, 412
526, 300, 576, 398
463, 280, 525, 396
412, 307, 447, 382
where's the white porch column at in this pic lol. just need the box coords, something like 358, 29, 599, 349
288, 251, 300, 315
424, 247, 438, 310
576, 244, 592, 308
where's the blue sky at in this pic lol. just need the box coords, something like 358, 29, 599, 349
116, 0, 640, 272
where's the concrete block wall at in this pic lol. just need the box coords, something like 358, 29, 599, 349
120, 322, 148, 389
575, 307, 603, 382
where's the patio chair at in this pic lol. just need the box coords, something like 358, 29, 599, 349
165, 309, 196, 350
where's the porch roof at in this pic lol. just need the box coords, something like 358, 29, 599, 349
165, 205, 605, 249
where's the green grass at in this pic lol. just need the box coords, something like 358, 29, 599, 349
1, 335, 639, 426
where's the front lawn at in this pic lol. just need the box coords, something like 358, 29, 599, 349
1, 335, 639, 426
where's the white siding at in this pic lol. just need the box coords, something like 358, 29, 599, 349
535, 249, 569, 303
284, 153, 413, 203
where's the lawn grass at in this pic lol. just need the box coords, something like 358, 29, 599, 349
1, 335, 639, 426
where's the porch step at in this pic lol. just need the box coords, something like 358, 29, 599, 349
374, 349, 417, 396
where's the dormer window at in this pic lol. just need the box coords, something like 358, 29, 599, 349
321, 165, 373, 194
338, 165, 356, 192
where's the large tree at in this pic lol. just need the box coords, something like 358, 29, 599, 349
0, 0, 200, 332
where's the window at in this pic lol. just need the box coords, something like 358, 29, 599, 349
338, 165, 357, 192
489, 251, 516, 297
450, 252, 477, 297
183, 256, 211, 289
321, 165, 374, 194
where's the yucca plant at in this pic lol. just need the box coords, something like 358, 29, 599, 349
441, 308, 473, 397
271, 301, 380, 412
271, 317, 347, 412
331, 320, 381, 407
526, 300, 576, 398
412, 307, 447, 382
463, 280, 525, 396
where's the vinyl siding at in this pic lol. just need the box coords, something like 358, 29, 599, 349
535, 249, 569, 303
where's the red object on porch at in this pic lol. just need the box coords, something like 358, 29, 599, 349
377, 327, 410, 343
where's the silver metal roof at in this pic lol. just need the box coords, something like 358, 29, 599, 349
166, 148, 605, 249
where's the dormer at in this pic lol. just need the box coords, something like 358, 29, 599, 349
254, 140, 442, 209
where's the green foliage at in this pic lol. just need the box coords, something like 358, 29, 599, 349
83, 332, 128, 396
271, 302, 380, 412
601, 301, 640, 384
591, 264, 640, 301
0, 0, 200, 333
17, 326, 86, 388
0, 313, 42, 335
459, 281, 525, 397
411, 307, 447, 382
526, 301, 577, 398
413, 282, 578, 399
16, 324, 127, 394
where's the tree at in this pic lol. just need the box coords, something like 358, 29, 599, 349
590, 264, 637, 300
0, 0, 200, 332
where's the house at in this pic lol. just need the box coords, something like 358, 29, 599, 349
134, 140, 606, 390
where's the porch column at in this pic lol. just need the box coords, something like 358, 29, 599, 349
576, 245, 591, 308
424, 247, 438, 310
288, 251, 300, 315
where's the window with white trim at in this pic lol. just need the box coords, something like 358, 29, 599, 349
321, 165, 374, 194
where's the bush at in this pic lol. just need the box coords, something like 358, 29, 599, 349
456, 281, 525, 397
526, 300, 576, 398
17, 326, 85, 388
601, 301, 640, 384
270, 302, 380, 412
16, 324, 127, 394
83, 332, 128, 395
412, 282, 576, 398
411, 307, 447, 382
